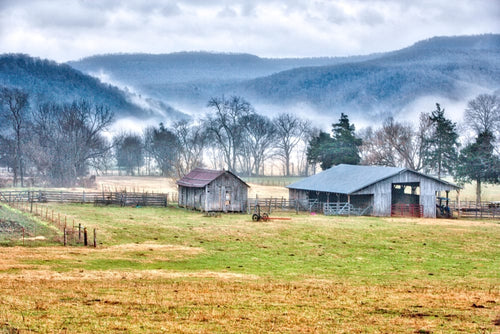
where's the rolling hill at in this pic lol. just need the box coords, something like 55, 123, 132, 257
68, 34, 500, 120
0, 54, 187, 120
239, 35, 500, 116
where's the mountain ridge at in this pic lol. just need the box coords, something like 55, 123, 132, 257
0, 53, 188, 121
67, 34, 500, 119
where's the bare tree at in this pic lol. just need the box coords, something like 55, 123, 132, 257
29, 100, 113, 186
173, 120, 207, 177
273, 113, 307, 176
360, 115, 431, 171
205, 96, 252, 171
0, 87, 29, 186
143, 123, 179, 177
240, 113, 276, 176
114, 133, 144, 175
465, 93, 500, 137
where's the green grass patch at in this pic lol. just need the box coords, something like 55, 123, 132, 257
1, 203, 499, 333
0, 203, 60, 246
34, 204, 500, 286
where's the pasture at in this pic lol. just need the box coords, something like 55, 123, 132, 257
0, 201, 499, 333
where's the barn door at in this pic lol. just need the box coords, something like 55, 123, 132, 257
224, 188, 232, 212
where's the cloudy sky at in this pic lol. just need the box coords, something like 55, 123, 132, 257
1, 0, 499, 62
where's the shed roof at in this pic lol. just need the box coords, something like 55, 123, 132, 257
287, 164, 459, 194
176, 168, 249, 188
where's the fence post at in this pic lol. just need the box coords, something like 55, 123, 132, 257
84, 227, 88, 246
78, 223, 81, 241
64, 227, 67, 246
93, 229, 97, 248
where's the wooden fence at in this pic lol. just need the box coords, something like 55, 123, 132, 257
0, 190, 177, 207
448, 201, 500, 219
246, 198, 372, 216
247, 198, 310, 213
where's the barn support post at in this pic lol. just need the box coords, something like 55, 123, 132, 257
457, 190, 461, 218
347, 195, 351, 216
205, 185, 208, 212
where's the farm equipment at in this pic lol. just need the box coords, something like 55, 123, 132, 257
436, 196, 452, 218
251, 204, 291, 222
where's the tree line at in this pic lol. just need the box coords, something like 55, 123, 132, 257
306, 95, 499, 205
1, 85, 499, 204
113, 96, 312, 179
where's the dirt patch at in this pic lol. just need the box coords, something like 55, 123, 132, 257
385, 217, 500, 227
104, 243, 204, 255
0, 219, 25, 234
0, 269, 259, 281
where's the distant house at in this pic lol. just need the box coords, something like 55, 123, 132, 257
287, 164, 460, 218
177, 168, 249, 212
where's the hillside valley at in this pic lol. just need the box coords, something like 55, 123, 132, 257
1, 34, 499, 128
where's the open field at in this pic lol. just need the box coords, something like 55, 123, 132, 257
0, 202, 499, 333
95, 176, 500, 202
1, 174, 499, 202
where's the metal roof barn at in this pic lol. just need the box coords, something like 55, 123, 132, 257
287, 164, 460, 218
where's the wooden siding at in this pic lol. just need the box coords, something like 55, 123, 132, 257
178, 172, 248, 212
354, 170, 458, 218
289, 170, 459, 218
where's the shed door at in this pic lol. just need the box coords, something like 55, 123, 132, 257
225, 188, 232, 212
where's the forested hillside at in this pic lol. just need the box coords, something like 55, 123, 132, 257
68, 52, 378, 84
240, 35, 500, 115
68, 34, 500, 118
0, 54, 187, 120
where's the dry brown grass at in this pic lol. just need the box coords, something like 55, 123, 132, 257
0, 266, 497, 333
1, 203, 498, 333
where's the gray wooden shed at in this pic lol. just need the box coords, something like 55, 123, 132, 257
287, 164, 460, 218
177, 168, 249, 212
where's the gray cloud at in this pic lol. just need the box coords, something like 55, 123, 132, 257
0, 0, 498, 61
217, 6, 238, 18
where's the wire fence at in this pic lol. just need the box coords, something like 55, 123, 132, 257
3, 200, 97, 247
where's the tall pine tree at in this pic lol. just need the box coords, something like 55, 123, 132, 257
307, 113, 362, 170
423, 103, 459, 179
456, 130, 500, 206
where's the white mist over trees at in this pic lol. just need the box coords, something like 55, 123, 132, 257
0, 85, 499, 206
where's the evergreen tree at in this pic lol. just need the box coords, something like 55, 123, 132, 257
307, 130, 333, 170
307, 113, 362, 170
423, 103, 459, 178
456, 130, 500, 205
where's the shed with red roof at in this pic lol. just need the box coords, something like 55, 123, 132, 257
176, 168, 249, 212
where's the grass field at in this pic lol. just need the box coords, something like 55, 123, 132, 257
0, 202, 499, 333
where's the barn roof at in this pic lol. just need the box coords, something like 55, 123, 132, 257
176, 168, 249, 188
287, 164, 459, 194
